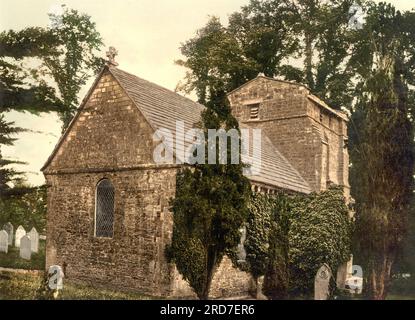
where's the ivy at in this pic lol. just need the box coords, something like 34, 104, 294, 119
234, 186, 352, 299
288, 186, 352, 297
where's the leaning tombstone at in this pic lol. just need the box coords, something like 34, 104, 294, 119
28, 227, 39, 253
19, 235, 31, 260
314, 264, 333, 300
3, 222, 13, 245
15, 225, 26, 248
0, 230, 8, 253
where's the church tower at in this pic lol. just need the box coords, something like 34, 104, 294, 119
228, 74, 350, 196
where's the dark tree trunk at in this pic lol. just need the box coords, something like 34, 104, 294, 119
199, 246, 218, 300
368, 254, 394, 300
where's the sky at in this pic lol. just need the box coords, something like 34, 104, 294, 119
0, 0, 414, 186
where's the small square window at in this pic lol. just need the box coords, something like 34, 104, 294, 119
249, 103, 260, 119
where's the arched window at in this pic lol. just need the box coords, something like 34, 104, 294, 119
95, 179, 115, 238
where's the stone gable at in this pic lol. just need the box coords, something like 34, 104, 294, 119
44, 69, 157, 173
228, 75, 350, 194
43, 68, 350, 298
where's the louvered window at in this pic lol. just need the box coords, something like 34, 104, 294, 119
95, 179, 115, 238
249, 104, 260, 119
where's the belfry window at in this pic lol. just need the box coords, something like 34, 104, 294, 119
249, 103, 260, 119
95, 179, 115, 238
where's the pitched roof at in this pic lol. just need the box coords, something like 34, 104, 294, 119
42, 66, 311, 194
111, 68, 310, 193
243, 128, 311, 194
228, 74, 349, 122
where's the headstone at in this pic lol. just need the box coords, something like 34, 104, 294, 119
2, 222, 13, 245
28, 227, 39, 253
19, 235, 31, 260
256, 276, 268, 300
0, 230, 8, 253
15, 225, 26, 248
237, 226, 247, 263
314, 264, 332, 300
48, 265, 64, 290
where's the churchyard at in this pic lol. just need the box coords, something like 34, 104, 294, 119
0, 270, 152, 300
0, 222, 152, 300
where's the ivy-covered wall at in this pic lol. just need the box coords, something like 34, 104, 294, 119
232, 185, 352, 299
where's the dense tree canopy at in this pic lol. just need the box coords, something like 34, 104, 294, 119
349, 2, 415, 300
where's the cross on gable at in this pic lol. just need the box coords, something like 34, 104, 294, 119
106, 46, 119, 67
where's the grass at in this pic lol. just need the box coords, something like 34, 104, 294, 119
0, 240, 45, 270
0, 270, 153, 300
0, 239, 154, 300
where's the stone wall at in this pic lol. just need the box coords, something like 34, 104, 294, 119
44, 69, 158, 174
209, 256, 253, 299
228, 76, 349, 193
45, 168, 178, 296
43, 68, 254, 298
44, 69, 178, 296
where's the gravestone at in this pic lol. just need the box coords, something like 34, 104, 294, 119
3, 222, 13, 245
28, 227, 39, 253
19, 235, 31, 260
0, 230, 8, 253
15, 225, 26, 248
314, 264, 332, 300
48, 265, 64, 290
236, 226, 247, 263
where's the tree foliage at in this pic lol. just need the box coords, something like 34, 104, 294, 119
178, 0, 359, 109
236, 187, 351, 299
349, 2, 415, 299
0, 185, 47, 232
288, 186, 352, 297
0, 5, 104, 127
167, 93, 251, 299
176, 0, 298, 104
0, 7, 103, 249
0, 114, 26, 197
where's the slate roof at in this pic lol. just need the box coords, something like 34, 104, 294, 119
42, 66, 311, 194
110, 67, 310, 194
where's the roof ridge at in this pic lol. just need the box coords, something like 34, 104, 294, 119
42, 66, 312, 194
109, 67, 205, 110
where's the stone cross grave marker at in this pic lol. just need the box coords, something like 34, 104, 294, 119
19, 235, 31, 260
3, 222, 13, 245
28, 227, 39, 253
48, 265, 64, 290
15, 225, 26, 248
314, 264, 332, 300
0, 230, 8, 253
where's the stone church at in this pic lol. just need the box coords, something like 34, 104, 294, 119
41, 55, 350, 298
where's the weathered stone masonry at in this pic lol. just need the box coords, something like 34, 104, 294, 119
44, 70, 179, 296
42, 67, 350, 298
228, 76, 350, 195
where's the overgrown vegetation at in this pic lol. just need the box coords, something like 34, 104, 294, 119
178, 0, 415, 300
349, 2, 415, 299
167, 92, 251, 299
230, 186, 352, 299
288, 187, 352, 297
